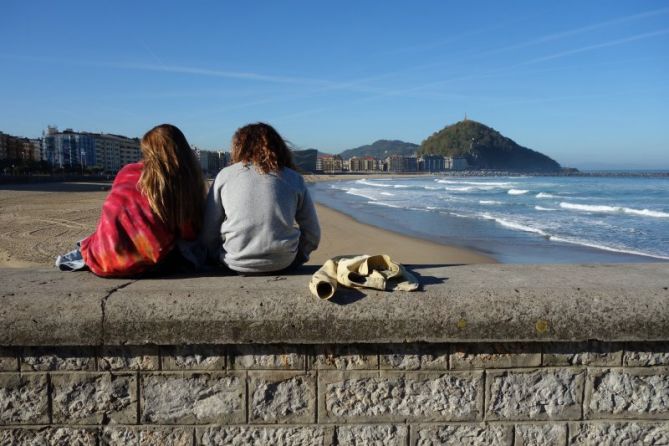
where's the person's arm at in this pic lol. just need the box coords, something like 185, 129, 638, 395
198, 175, 226, 264
295, 186, 321, 262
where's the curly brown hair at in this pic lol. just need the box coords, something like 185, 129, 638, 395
231, 123, 294, 174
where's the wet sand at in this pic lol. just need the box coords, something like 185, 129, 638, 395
0, 180, 494, 268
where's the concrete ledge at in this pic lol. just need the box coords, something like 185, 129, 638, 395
1, 264, 668, 346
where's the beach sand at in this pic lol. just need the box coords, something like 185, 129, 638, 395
0, 180, 495, 268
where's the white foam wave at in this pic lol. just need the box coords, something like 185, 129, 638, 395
479, 200, 502, 205
368, 201, 402, 209
535, 206, 558, 211
355, 179, 392, 188
380, 192, 395, 196
549, 236, 669, 260
436, 179, 513, 187
560, 202, 669, 218
479, 213, 547, 236
345, 188, 378, 201
508, 189, 529, 195
536, 192, 555, 199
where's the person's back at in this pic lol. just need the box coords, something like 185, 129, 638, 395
200, 123, 320, 273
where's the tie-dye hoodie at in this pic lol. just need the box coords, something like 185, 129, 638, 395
80, 162, 194, 277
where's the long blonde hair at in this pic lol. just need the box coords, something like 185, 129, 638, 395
139, 124, 205, 233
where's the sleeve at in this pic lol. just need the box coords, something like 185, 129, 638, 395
295, 185, 321, 261
198, 175, 226, 264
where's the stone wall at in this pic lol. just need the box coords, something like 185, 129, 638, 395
1, 265, 668, 444
2, 342, 669, 445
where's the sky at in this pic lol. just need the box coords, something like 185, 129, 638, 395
1, 0, 667, 169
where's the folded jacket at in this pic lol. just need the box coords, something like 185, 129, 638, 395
309, 254, 419, 300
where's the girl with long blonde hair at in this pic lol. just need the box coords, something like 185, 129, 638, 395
56, 124, 205, 277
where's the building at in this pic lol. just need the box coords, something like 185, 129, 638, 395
1, 132, 42, 162
195, 148, 224, 176
316, 155, 343, 173
419, 155, 446, 172
42, 127, 141, 172
446, 156, 469, 170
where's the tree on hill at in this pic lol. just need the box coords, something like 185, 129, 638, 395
419, 120, 561, 172
339, 139, 418, 159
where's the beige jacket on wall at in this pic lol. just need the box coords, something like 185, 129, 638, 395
309, 254, 419, 300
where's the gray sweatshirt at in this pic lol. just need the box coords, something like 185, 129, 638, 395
200, 162, 320, 273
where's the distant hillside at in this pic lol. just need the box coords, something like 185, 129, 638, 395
291, 148, 317, 173
419, 120, 560, 172
340, 140, 419, 159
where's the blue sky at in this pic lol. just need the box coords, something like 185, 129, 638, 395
1, 1, 667, 169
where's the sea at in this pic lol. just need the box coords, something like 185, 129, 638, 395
309, 174, 669, 263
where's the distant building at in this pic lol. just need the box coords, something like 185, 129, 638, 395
195, 148, 224, 176
42, 126, 140, 172
419, 155, 446, 172
446, 156, 469, 170
384, 155, 418, 172
317, 155, 343, 173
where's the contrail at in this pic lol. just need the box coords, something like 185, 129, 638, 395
485, 6, 669, 55
522, 28, 669, 65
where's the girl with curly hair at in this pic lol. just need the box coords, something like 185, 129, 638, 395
200, 122, 320, 273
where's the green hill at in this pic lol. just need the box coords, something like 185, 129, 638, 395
419, 120, 560, 172
340, 140, 419, 159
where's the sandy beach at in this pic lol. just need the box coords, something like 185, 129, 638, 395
0, 180, 494, 269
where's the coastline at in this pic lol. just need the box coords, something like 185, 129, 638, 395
308, 203, 496, 266
0, 180, 494, 268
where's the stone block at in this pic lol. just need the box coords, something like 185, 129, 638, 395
0, 427, 97, 445
99, 346, 159, 371
249, 371, 316, 423
379, 344, 449, 370
411, 423, 512, 446
585, 367, 669, 419
0, 373, 49, 424
486, 369, 585, 421
140, 427, 193, 446
337, 424, 408, 446
51, 372, 137, 424
623, 342, 669, 367
101, 426, 194, 445
569, 422, 669, 445
319, 370, 483, 422
101, 426, 138, 445
543, 341, 622, 366
231, 345, 305, 370
21, 347, 96, 371
0, 348, 18, 371
514, 424, 566, 446
311, 344, 378, 370
141, 372, 244, 424
450, 343, 541, 370
161, 345, 225, 370
197, 426, 334, 446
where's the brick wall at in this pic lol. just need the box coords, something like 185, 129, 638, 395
1, 342, 669, 445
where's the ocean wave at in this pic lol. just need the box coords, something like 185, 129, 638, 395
368, 201, 402, 208
549, 236, 669, 260
560, 202, 669, 218
355, 179, 393, 188
435, 179, 513, 187
536, 192, 555, 199
380, 192, 395, 196
508, 189, 529, 195
480, 200, 502, 205
535, 206, 558, 211
345, 188, 378, 201
480, 214, 547, 236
